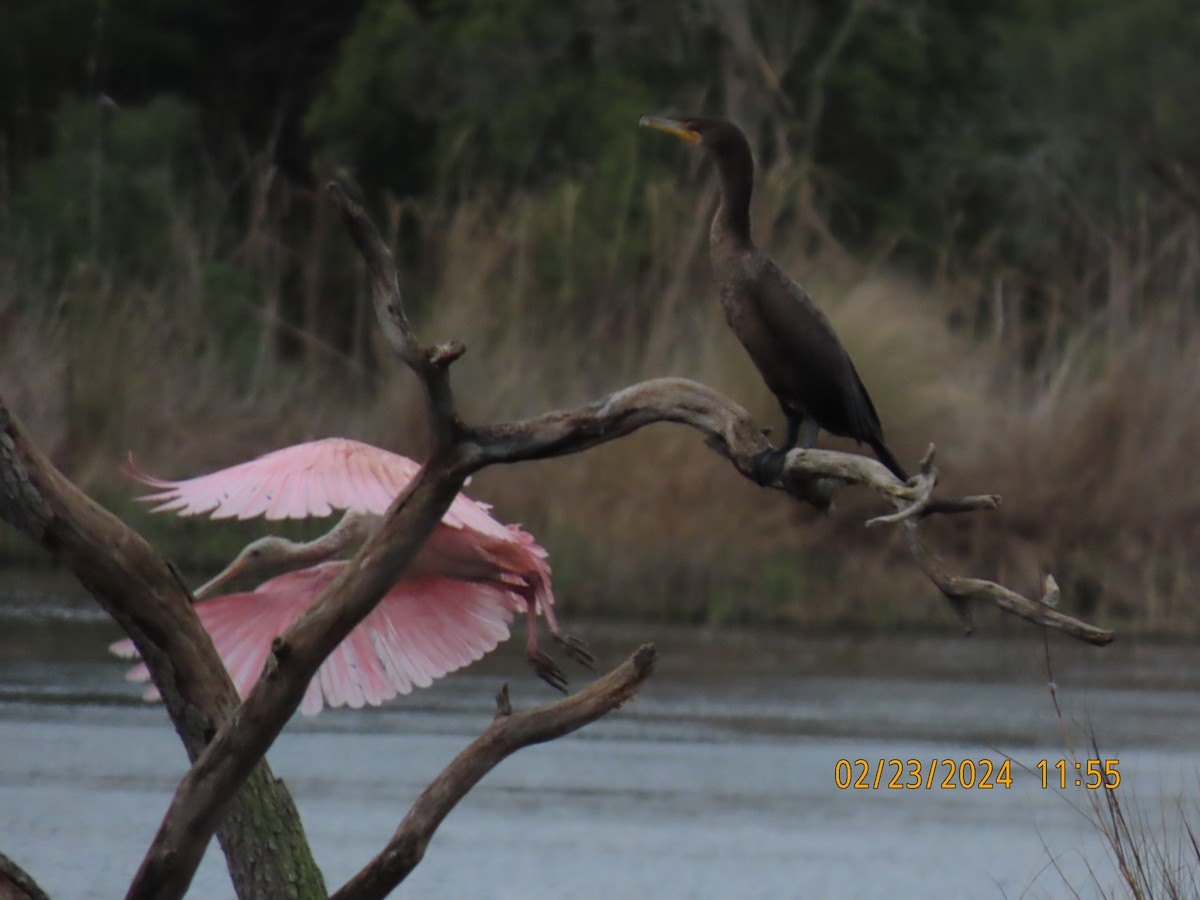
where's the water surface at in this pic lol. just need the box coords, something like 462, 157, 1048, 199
1, 578, 1197, 898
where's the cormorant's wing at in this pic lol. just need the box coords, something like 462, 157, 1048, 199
745, 259, 886, 443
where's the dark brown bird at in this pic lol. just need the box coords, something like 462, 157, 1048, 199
640, 114, 908, 482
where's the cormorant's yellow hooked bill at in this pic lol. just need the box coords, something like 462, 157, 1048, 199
640, 114, 908, 483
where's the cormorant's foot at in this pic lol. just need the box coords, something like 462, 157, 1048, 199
528, 650, 569, 693
553, 632, 596, 670
751, 447, 788, 486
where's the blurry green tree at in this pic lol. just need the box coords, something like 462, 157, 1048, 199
5, 0, 1196, 322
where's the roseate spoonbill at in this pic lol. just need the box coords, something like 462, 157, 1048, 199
639, 115, 908, 482
111, 438, 592, 712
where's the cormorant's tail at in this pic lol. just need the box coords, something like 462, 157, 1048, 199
870, 440, 909, 482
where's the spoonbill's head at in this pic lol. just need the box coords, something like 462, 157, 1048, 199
193, 535, 299, 599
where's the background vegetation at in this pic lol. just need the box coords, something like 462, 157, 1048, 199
2, 0, 1198, 633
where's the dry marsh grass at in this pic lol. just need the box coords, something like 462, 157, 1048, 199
2, 168, 1198, 633
962, 325, 1200, 632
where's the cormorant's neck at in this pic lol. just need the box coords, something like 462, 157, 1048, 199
711, 138, 754, 248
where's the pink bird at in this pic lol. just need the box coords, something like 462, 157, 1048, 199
110, 438, 592, 714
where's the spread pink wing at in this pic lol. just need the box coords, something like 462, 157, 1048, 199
110, 561, 520, 715
126, 437, 422, 520
126, 436, 523, 535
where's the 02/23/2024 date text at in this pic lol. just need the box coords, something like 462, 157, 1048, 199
833, 758, 1121, 791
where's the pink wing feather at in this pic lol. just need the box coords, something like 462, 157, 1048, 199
111, 561, 521, 715
125, 438, 420, 521
125, 437, 513, 535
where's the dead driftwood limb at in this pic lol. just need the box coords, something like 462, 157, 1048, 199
0, 399, 328, 900
779, 443, 1113, 646
0, 851, 51, 900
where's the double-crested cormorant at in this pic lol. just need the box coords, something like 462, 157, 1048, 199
640, 115, 909, 482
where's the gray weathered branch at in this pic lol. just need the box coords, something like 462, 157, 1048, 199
0, 851, 51, 900
0, 399, 327, 899
126, 182, 483, 900
464, 389, 1110, 645
332, 645, 657, 900
329, 181, 463, 448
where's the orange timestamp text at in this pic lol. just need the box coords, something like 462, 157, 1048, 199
834, 758, 1013, 790
1036, 758, 1121, 789
833, 758, 1121, 790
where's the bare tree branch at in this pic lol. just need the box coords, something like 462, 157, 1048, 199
778, 444, 1113, 645
0, 400, 327, 899
864, 447, 1000, 526
0, 851, 51, 900
127, 184, 486, 900
329, 181, 464, 448
463, 381, 1110, 644
333, 645, 657, 900
467, 377, 770, 473
130, 163, 622, 900
899, 517, 1111, 644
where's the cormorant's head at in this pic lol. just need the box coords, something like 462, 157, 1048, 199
639, 115, 749, 158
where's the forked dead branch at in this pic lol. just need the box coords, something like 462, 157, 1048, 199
0, 180, 1111, 900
